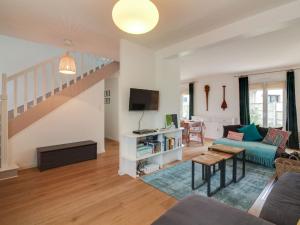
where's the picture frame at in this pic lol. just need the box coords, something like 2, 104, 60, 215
105, 98, 110, 104
104, 90, 110, 97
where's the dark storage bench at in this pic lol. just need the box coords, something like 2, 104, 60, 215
37, 140, 97, 171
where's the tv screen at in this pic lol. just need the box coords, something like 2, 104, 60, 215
129, 88, 159, 111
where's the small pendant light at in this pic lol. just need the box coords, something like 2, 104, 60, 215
59, 40, 76, 75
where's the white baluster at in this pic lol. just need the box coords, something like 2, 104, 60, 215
60, 70, 64, 90
51, 60, 55, 95
66, 74, 69, 88
34, 67, 38, 106
42, 64, 47, 100
81, 53, 84, 78
1, 73, 8, 168
24, 72, 28, 112
73, 54, 77, 84
13, 78, 18, 117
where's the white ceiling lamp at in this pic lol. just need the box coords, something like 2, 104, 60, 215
59, 39, 76, 75
112, 0, 159, 35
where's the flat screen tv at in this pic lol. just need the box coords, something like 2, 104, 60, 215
129, 88, 159, 111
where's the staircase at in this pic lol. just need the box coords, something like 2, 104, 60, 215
0, 52, 119, 179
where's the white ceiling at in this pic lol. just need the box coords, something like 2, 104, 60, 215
180, 20, 300, 81
0, 0, 295, 60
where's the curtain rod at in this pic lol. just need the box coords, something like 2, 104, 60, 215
235, 67, 300, 78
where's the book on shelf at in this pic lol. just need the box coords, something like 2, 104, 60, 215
137, 141, 161, 158
164, 136, 182, 151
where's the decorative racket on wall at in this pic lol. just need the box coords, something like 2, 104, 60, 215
204, 85, 210, 111
221, 85, 228, 110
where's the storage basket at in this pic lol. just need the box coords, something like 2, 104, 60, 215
275, 157, 300, 178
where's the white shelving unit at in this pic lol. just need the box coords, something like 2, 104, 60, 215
119, 128, 184, 178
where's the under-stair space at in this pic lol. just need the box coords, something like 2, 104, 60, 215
0, 52, 119, 180
104, 75, 119, 143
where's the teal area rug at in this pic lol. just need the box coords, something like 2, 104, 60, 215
141, 160, 274, 211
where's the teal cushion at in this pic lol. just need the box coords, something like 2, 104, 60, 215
238, 123, 262, 141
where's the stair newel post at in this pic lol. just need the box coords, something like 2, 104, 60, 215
1, 73, 9, 168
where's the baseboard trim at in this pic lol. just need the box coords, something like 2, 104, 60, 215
0, 164, 19, 180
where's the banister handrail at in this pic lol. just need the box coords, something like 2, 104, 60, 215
7, 52, 108, 81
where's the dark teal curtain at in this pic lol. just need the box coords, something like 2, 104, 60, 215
286, 70, 299, 149
239, 77, 250, 125
189, 83, 194, 120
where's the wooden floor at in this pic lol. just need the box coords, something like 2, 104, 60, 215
0, 139, 271, 225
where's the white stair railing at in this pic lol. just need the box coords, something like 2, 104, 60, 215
0, 52, 112, 170
5, 52, 112, 119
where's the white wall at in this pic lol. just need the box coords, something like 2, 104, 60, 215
119, 40, 157, 135
119, 40, 182, 135
9, 80, 105, 169
105, 74, 119, 141
0, 35, 62, 76
155, 57, 181, 127
188, 74, 239, 138
193, 74, 239, 119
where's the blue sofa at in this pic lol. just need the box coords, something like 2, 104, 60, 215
213, 138, 277, 167
213, 125, 279, 168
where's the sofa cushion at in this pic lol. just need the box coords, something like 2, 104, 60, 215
257, 126, 283, 139
227, 131, 244, 141
260, 172, 300, 225
262, 128, 290, 153
223, 125, 242, 137
238, 123, 262, 141
152, 195, 274, 225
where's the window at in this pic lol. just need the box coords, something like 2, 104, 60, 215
181, 94, 189, 119
249, 82, 285, 128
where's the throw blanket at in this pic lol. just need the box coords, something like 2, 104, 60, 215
213, 138, 277, 168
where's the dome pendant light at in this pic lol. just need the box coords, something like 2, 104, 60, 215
112, 0, 159, 35
59, 39, 76, 75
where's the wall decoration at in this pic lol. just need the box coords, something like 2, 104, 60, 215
204, 85, 210, 111
221, 85, 228, 111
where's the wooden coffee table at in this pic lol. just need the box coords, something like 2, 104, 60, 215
192, 153, 225, 197
208, 144, 246, 184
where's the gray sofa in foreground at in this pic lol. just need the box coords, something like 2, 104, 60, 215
152, 172, 300, 225
152, 195, 274, 225
260, 172, 300, 225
